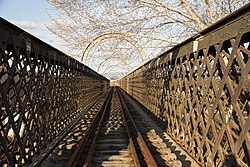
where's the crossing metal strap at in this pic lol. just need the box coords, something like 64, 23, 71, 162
0, 17, 109, 166
119, 4, 250, 166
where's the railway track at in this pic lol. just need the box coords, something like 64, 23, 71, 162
67, 87, 140, 167
85, 88, 138, 166
28, 87, 200, 167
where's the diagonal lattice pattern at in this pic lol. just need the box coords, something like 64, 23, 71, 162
119, 5, 250, 166
0, 18, 109, 166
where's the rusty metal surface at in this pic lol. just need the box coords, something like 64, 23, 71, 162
118, 4, 250, 166
0, 17, 109, 166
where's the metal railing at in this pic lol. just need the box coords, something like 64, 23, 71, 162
0, 18, 109, 166
118, 4, 250, 166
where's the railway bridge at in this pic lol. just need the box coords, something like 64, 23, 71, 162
0, 4, 249, 167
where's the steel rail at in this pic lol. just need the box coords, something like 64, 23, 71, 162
117, 89, 158, 167
82, 88, 113, 167
118, 91, 141, 167
66, 89, 112, 167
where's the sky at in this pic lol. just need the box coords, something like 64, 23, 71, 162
0, 0, 126, 78
0, 0, 65, 52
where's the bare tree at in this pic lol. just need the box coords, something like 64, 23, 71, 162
46, 0, 248, 78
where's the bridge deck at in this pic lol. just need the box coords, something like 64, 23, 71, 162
0, 3, 249, 167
